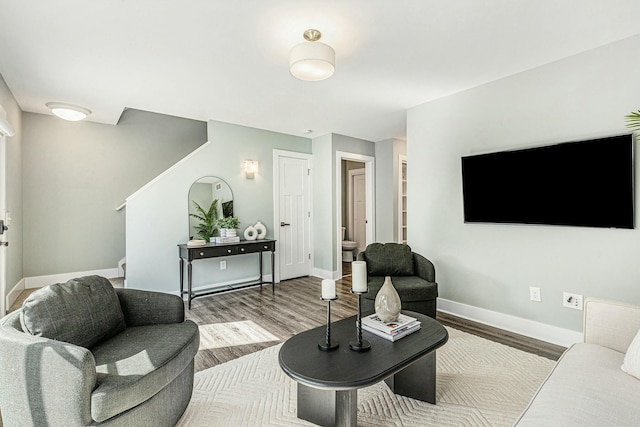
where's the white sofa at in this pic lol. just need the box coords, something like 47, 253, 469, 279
515, 298, 640, 426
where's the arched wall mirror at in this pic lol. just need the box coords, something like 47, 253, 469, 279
188, 176, 233, 240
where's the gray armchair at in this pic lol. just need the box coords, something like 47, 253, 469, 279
357, 243, 438, 318
0, 275, 199, 426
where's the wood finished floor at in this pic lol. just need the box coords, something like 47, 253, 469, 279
186, 269, 565, 373
6, 273, 564, 374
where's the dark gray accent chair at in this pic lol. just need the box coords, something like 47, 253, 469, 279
357, 243, 438, 319
0, 275, 199, 426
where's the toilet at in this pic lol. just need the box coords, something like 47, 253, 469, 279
341, 227, 359, 262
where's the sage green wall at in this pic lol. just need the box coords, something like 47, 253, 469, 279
126, 120, 311, 293
312, 133, 375, 276
407, 34, 640, 333
0, 74, 23, 296
22, 109, 207, 277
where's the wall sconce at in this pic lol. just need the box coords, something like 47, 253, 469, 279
244, 160, 258, 179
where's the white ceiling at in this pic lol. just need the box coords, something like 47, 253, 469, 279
1, 1, 639, 142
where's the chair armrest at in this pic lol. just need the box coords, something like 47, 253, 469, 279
583, 297, 640, 353
115, 288, 185, 326
413, 253, 436, 283
0, 312, 96, 426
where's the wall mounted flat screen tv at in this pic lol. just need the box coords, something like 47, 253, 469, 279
461, 134, 634, 229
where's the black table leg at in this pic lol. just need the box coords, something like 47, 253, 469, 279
259, 252, 263, 289
179, 258, 184, 296
271, 250, 275, 293
384, 351, 437, 404
187, 261, 193, 310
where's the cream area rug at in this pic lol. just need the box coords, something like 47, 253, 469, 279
177, 327, 555, 426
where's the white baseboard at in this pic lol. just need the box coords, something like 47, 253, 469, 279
438, 298, 583, 348
24, 268, 120, 289
6, 278, 25, 311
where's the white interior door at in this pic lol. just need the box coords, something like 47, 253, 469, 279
277, 154, 311, 280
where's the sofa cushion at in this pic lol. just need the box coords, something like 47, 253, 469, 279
515, 343, 640, 426
365, 243, 414, 276
363, 276, 437, 302
90, 320, 200, 423
20, 275, 125, 348
622, 328, 640, 379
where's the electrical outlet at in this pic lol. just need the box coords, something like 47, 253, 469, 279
220, 260, 227, 270
563, 292, 583, 310
529, 286, 541, 302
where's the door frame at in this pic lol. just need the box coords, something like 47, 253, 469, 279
0, 106, 14, 316
347, 168, 366, 251
272, 149, 313, 283
335, 151, 375, 278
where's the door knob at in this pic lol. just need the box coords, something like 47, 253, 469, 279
280, 222, 291, 227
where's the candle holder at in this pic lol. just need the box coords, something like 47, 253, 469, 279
318, 296, 339, 351
349, 291, 371, 352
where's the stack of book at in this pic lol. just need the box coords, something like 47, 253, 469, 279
361, 313, 421, 342
213, 236, 240, 243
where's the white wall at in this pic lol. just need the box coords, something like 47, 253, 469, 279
126, 120, 311, 293
375, 138, 406, 243
407, 34, 640, 335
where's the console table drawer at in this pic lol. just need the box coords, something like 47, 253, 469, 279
192, 246, 238, 259
238, 241, 276, 254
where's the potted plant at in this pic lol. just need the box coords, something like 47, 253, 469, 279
217, 216, 240, 237
190, 199, 219, 241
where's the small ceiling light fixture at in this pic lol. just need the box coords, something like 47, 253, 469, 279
244, 160, 259, 179
289, 29, 335, 82
45, 102, 92, 121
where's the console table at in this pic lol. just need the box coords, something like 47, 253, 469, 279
177, 239, 276, 309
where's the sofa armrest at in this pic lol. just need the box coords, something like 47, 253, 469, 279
583, 297, 640, 353
413, 253, 436, 283
0, 312, 96, 426
115, 288, 185, 326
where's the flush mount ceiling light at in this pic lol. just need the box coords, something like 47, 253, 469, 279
45, 102, 92, 121
289, 29, 335, 82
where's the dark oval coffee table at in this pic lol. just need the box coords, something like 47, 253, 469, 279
279, 311, 448, 426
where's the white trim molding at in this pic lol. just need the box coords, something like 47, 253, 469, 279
6, 278, 25, 313
335, 151, 375, 278
24, 268, 120, 289
312, 267, 341, 281
438, 298, 583, 348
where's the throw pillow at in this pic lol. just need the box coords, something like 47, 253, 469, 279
622, 328, 640, 380
20, 275, 126, 348
366, 243, 414, 276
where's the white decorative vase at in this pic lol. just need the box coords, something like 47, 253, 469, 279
219, 229, 227, 237
244, 225, 258, 240
226, 228, 237, 237
254, 221, 267, 239
374, 276, 402, 322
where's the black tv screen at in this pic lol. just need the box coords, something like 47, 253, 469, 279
461, 134, 634, 229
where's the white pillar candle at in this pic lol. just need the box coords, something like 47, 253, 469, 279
321, 279, 336, 299
351, 261, 367, 292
